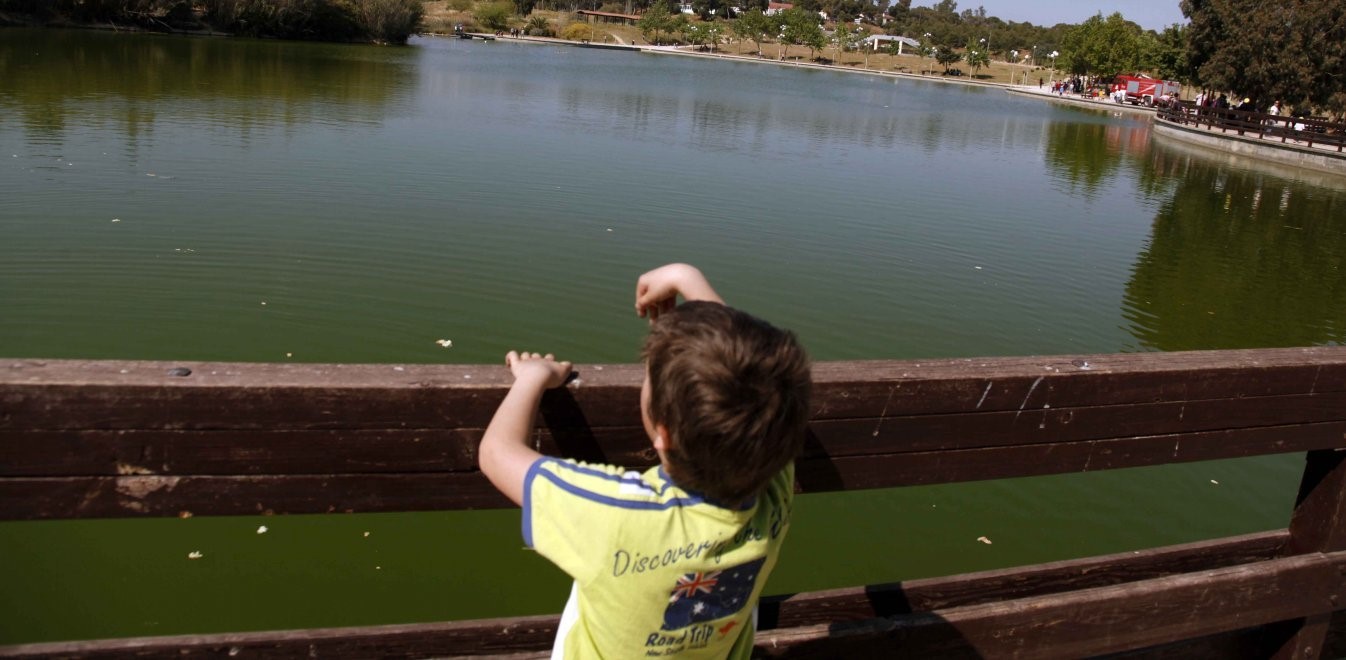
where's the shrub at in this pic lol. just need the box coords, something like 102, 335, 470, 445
6, 0, 421, 42
561, 22, 593, 41
446, 0, 473, 10
350, 0, 424, 43
474, 1, 510, 31
526, 14, 553, 36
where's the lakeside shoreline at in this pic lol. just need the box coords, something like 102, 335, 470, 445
444, 31, 1085, 98
452, 32, 1345, 177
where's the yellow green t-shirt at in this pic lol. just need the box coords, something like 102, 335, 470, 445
523, 458, 794, 660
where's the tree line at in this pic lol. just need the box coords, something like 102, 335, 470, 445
0, 0, 425, 44
1181, 0, 1344, 116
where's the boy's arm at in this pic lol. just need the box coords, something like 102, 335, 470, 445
634, 263, 724, 321
479, 351, 572, 507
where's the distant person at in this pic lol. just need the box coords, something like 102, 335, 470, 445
1039, 77, 1044, 88
478, 263, 812, 660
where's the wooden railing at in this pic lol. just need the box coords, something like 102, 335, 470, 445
1156, 101, 1346, 152
2, 347, 1346, 658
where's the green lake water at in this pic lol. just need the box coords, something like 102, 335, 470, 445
1, 28, 1344, 643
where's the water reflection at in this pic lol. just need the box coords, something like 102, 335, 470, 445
1042, 115, 1152, 197
471, 47, 1056, 159
1122, 146, 1346, 350
0, 28, 417, 146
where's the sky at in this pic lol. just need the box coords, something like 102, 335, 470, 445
932, 1, 1187, 31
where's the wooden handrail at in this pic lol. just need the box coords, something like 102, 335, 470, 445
4, 347, 1345, 519
2, 347, 1345, 657
1156, 101, 1346, 151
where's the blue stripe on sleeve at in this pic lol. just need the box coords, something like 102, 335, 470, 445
535, 467, 707, 510
548, 459, 653, 491
521, 457, 551, 547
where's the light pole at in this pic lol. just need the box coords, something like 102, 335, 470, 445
923, 33, 932, 74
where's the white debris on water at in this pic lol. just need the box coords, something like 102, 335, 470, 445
976, 536, 992, 545
188, 551, 204, 559
1210, 479, 1220, 485
436, 339, 453, 348
257, 525, 268, 534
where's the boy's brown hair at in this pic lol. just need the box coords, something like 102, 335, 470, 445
642, 301, 812, 507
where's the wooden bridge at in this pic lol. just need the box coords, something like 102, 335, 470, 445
2, 347, 1345, 658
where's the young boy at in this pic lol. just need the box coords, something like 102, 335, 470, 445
479, 263, 812, 659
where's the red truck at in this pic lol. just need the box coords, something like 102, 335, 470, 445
1110, 74, 1181, 106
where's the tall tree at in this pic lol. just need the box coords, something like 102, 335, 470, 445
731, 9, 771, 55
781, 8, 825, 60
1148, 23, 1191, 82
1182, 0, 1346, 113
1059, 12, 1145, 78
637, 0, 673, 44
964, 38, 989, 76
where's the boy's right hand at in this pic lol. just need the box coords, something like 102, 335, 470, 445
635, 263, 724, 322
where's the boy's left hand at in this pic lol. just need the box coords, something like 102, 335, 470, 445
505, 351, 572, 389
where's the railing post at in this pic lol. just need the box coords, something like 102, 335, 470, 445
1273, 447, 1346, 659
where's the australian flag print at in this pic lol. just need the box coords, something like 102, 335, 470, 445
661, 557, 766, 631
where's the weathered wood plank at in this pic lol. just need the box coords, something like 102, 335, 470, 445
0, 614, 560, 659
751, 550, 1346, 659
806, 392, 1346, 456
1273, 448, 1346, 659
5, 422, 1343, 519
761, 530, 1288, 628
798, 422, 1346, 493
6, 388, 1345, 478
1286, 449, 1346, 555
0, 473, 512, 518
5, 348, 1346, 431
0, 428, 655, 477
0, 532, 1292, 659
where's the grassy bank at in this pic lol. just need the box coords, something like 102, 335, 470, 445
0, 0, 424, 44
421, 2, 1052, 87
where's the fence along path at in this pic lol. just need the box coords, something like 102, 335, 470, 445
1156, 101, 1346, 153
2, 347, 1345, 657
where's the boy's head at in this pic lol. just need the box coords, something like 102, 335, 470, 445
641, 301, 812, 507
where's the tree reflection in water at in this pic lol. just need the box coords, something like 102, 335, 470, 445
1122, 145, 1346, 351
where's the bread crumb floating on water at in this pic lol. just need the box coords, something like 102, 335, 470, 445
363, 531, 370, 537
256, 525, 268, 534
111, 218, 121, 223
1210, 479, 1219, 485
188, 551, 204, 559
976, 536, 993, 545
435, 339, 453, 348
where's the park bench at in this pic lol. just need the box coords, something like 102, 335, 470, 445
2, 347, 1345, 657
